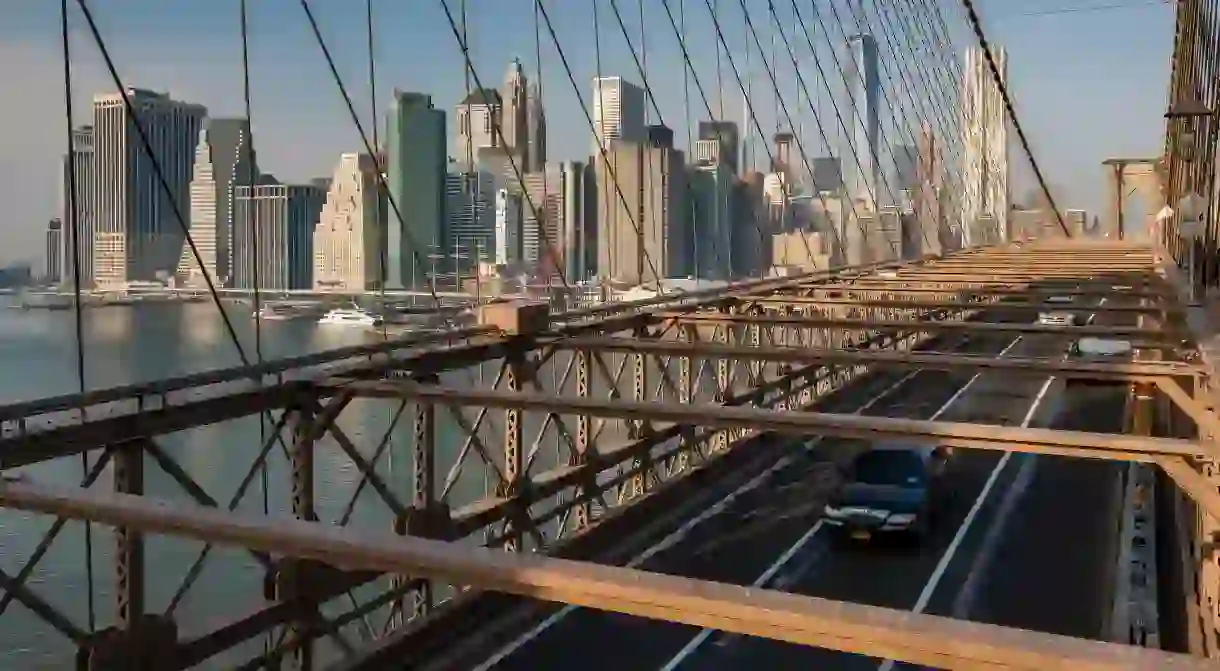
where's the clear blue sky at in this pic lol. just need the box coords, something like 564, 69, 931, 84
0, 0, 1175, 265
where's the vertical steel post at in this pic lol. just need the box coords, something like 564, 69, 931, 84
410, 375, 437, 620
289, 400, 317, 671
629, 325, 651, 499
114, 441, 144, 631
573, 349, 592, 529
503, 348, 531, 551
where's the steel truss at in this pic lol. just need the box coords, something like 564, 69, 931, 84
1, 240, 1219, 669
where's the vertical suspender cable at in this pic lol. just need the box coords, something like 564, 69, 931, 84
59, 0, 96, 635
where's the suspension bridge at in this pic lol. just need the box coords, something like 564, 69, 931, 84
2, 0, 1218, 669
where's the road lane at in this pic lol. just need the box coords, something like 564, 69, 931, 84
477, 326, 1030, 671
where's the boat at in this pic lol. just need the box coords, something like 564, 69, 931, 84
253, 305, 293, 320
318, 306, 382, 327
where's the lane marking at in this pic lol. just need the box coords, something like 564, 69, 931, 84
658, 336, 1027, 670
875, 364, 1059, 671
469, 367, 931, 670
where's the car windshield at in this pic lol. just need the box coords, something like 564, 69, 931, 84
850, 449, 926, 488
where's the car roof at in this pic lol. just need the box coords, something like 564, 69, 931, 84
860, 440, 934, 458
1076, 337, 1132, 356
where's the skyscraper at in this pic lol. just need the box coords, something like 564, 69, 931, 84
526, 82, 547, 172
845, 35, 880, 211
454, 88, 502, 170
313, 153, 386, 291
812, 156, 844, 194
45, 219, 63, 283
231, 176, 325, 290
892, 144, 919, 190
915, 122, 946, 254
177, 117, 256, 288
386, 90, 447, 288
697, 121, 740, 174
501, 59, 529, 160
60, 125, 94, 287
91, 88, 207, 286
495, 188, 522, 266
962, 45, 1010, 246
595, 132, 688, 284
445, 170, 497, 273
591, 76, 646, 155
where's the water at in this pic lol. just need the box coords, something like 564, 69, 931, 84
0, 299, 519, 668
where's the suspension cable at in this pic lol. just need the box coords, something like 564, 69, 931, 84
959, 0, 1071, 237
58, 0, 96, 636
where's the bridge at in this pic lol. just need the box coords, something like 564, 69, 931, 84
6, 0, 1220, 669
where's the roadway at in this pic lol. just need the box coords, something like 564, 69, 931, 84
468, 310, 1129, 670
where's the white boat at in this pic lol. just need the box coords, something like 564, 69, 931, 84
318, 306, 382, 327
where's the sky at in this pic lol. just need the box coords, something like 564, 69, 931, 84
0, 0, 1176, 266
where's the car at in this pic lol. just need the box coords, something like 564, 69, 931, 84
1069, 337, 1133, 386
1046, 295, 1076, 305
821, 441, 950, 543
1037, 311, 1077, 326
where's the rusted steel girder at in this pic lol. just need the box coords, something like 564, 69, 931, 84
0, 481, 1209, 671
536, 337, 1195, 381
744, 296, 1167, 314
326, 381, 1203, 462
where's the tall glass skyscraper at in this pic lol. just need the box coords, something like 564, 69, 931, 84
386, 90, 447, 289
845, 35, 880, 211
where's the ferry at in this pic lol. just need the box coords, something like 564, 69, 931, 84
318, 306, 382, 327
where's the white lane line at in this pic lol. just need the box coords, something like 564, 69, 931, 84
875, 364, 1059, 671
658, 336, 1027, 671
469, 367, 930, 671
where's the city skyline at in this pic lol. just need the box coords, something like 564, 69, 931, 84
1, 1, 1174, 269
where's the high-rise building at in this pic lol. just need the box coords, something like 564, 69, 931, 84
591, 76, 646, 155
520, 161, 592, 280
454, 88, 501, 170
386, 90, 447, 289
698, 121, 740, 174
812, 156, 843, 194
914, 122, 949, 254
60, 125, 94, 287
91, 88, 207, 286
525, 82, 547, 173
595, 134, 688, 284
689, 161, 733, 279
892, 144, 918, 190
501, 59, 529, 161
844, 35, 880, 211
962, 45, 1010, 246
313, 153, 386, 291
177, 118, 256, 288
445, 170, 497, 273
231, 175, 325, 290
45, 219, 63, 283
495, 188, 522, 266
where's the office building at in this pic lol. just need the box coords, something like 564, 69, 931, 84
962, 45, 1010, 246
176, 118, 256, 288
595, 133, 688, 284
495, 188, 522, 266
845, 35, 880, 211
698, 120, 740, 174
591, 76, 646, 155
454, 88, 501, 169
91, 88, 207, 286
386, 90, 447, 288
45, 219, 62, 283
812, 156, 844, 194
501, 59, 529, 162
313, 153, 386, 291
60, 125, 94, 287
892, 144, 918, 190
689, 161, 733, 279
520, 161, 593, 280
231, 176, 325, 290
445, 170, 497, 273
526, 82, 547, 172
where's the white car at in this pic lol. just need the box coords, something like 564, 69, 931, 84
1037, 311, 1077, 326
1046, 295, 1075, 305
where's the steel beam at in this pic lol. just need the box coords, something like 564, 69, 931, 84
745, 296, 1165, 313
660, 312, 1170, 340
330, 381, 1203, 462
537, 337, 1194, 380
0, 482, 1209, 671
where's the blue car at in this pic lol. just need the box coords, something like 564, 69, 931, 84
821, 441, 950, 543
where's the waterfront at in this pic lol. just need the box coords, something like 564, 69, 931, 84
0, 299, 508, 668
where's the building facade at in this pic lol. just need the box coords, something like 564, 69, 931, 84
231, 177, 325, 290
494, 188, 522, 266
591, 76, 646, 155
45, 219, 62, 283
845, 35, 880, 211
595, 134, 687, 284
313, 153, 386, 291
689, 160, 733, 279
386, 90, 447, 289
91, 88, 207, 286
961, 45, 1010, 247
455, 88, 501, 170
61, 125, 94, 287
445, 170, 497, 273
176, 117, 255, 288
